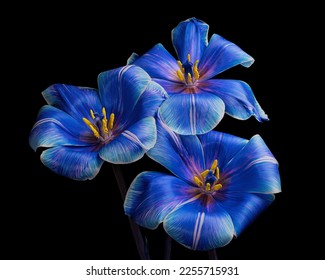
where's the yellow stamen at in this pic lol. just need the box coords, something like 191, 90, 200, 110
211, 159, 218, 172
206, 183, 211, 191
187, 53, 191, 62
212, 183, 222, 191
108, 113, 115, 130
187, 72, 192, 83
193, 176, 203, 187
176, 70, 185, 81
215, 167, 220, 180
193, 60, 200, 80
200, 169, 210, 178
82, 118, 100, 138
90, 109, 95, 119
177, 60, 184, 73
101, 108, 109, 134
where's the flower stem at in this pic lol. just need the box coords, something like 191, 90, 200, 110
111, 164, 150, 260
163, 234, 172, 260
208, 249, 218, 260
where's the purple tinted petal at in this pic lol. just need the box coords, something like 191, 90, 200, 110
147, 119, 204, 184
42, 84, 102, 121
124, 171, 197, 229
222, 135, 281, 194
152, 78, 185, 95
172, 17, 209, 63
158, 92, 225, 135
198, 79, 268, 121
199, 34, 254, 80
29, 105, 94, 151
164, 194, 235, 250
132, 43, 179, 81
41, 146, 103, 180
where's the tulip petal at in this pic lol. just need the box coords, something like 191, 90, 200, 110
218, 192, 275, 236
199, 34, 254, 80
147, 119, 205, 183
198, 79, 268, 121
29, 105, 93, 151
152, 78, 185, 94
42, 84, 102, 121
158, 92, 225, 135
40, 146, 103, 180
198, 130, 248, 169
223, 135, 281, 194
98, 65, 164, 130
172, 17, 209, 64
164, 194, 235, 250
99, 117, 156, 164
124, 171, 198, 229
132, 43, 180, 82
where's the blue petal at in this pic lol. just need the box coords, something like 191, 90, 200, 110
124, 171, 197, 229
98, 65, 165, 130
198, 79, 269, 121
99, 117, 156, 164
152, 78, 185, 94
218, 193, 274, 236
223, 135, 281, 194
172, 17, 209, 64
199, 34, 254, 80
42, 84, 102, 121
158, 92, 225, 135
29, 105, 93, 151
127, 52, 139, 65
147, 119, 205, 184
41, 146, 103, 180
132, 43, 179, 81
164, 194, 235, 250
198, 130, 248, 170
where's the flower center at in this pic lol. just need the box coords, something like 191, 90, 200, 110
176, 54, 200, 85
82, 107, 115, 143
193, 159, 222, 192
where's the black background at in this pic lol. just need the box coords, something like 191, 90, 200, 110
4, 8, 320, 260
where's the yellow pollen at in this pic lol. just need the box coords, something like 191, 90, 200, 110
212, 183, 222, 191
187, 53, 191, 62
177, 60, 184, 73
90, 109, 95, 119
101, 108, 109, 134
176, 70, 185, 81
193, 176, 203, 187
82, 118, 100, 138
193, 60, 200, 80
211, 159, 218, 172
108, 113, 115, 130
206, 183, 211, 191
187, 72, 192, 83
200, 169, 209, 178
215, 167, 220, 180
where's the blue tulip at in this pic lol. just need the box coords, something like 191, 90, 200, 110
29, 65, 167, 180
129, 18, 268, 135
124, 119, 281, 250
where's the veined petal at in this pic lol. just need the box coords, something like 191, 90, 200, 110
172, 17, 209, 63
29, 105, 93, 151
124, 171, 197, 229
127, 52, 139, 65
158, 92, 225, 135
198, 79, 268, 121
218, 192, 275, 236
42, 84, 102, 121
132, 43, 180, 82
40, 146, 103, 180
98, 65, 159, 129
199, 34, 254, 80
147, 119, 204, 184
198, 130, 248, 170
223, 135, 281, 194
153, 78, 185, 95
164, 194, 235, 250
99, 117, 156, 164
